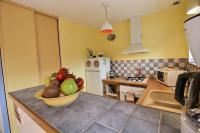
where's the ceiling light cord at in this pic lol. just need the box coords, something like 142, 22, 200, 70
104, 4, 108, 21
100, 1, 113, 34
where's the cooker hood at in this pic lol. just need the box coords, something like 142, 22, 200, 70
121, 17, 148, 54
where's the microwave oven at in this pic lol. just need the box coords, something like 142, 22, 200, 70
157, 68, 186, 87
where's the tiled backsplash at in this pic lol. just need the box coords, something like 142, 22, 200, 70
111, 58, 188, 77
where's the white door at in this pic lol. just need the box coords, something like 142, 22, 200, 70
86, 71, 102, 96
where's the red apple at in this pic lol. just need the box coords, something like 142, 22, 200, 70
59, 68, 69, 76
76, 78, 84, 88
56, 72, 64, 81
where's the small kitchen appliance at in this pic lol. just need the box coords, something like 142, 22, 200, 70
157, 67, 186, 87
175, 72, 200, 133
109, 70, 117, 79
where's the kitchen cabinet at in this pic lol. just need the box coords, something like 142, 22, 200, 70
0, 2, 40, 91
15, 106, 46, 133
102, 78, 147, 102
0, 1, 61, 132
0, 2, 41, 132
35, 13, 60, 82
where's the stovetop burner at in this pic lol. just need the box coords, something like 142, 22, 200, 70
125, 76, 146, 82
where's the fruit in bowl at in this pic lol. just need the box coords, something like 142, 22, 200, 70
76, 78, 84, 88
42, 84, 60, 98
60, 78, 78, 95
35, 68, 84, 107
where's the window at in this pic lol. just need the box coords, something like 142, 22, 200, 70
189, 50, 195, 64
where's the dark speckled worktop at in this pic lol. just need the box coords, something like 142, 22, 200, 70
9, 85, 181, 133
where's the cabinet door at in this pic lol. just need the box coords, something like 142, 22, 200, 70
0, 2, 40, 91
35, 13, 60, 82
86, 71, 102, 96
0, 2, 40, 132
0, 2, 40, 90
17, 108, 46, 133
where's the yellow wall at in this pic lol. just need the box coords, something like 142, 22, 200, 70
98, 2, 189, 60
58, 2, 191, 84
58, 17, 101, 91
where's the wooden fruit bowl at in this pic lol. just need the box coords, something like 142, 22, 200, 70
35, 87, 83, 107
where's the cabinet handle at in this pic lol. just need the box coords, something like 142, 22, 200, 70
14, 104, 22, 124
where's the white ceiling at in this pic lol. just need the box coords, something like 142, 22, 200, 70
11, 0, 176, 27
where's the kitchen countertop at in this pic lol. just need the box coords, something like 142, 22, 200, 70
9, 85, 180, 133
137, 79, 175, 104
137, 79, 184, 114
102, 78, 183, 114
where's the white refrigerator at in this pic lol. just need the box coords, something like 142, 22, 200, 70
85, 57, 110, 96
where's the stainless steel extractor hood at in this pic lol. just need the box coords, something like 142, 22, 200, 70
121, 16, 148, 54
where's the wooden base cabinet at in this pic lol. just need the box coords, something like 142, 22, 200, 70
14, 106, 46, 133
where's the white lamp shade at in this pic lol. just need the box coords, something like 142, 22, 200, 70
187, 0, 200, 15
100, 21, 113, 33
187, 6, 200, 14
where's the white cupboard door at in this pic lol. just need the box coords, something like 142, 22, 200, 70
86, 71, 102, 96
17, 108, 46, 133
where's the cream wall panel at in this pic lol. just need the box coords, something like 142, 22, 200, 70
35, 13, 60, 82
0, 2, 40, 132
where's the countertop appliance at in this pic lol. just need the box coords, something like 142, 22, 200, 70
85, 57, 110, 96
175, 72, 200, 133
109, 70, 117, 79
125, 76, 146, 82
157, 67, 186, 87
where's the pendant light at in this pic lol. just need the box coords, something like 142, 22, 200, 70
187, 0, 200, 15
100, 2, 113, 34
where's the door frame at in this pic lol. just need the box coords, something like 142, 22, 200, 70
0, 50, 11, 133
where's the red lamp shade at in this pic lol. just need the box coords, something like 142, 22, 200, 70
100, 21, 113, 34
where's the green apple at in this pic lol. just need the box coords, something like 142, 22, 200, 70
60, 78, 78, 95
44, 76, 51, 86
